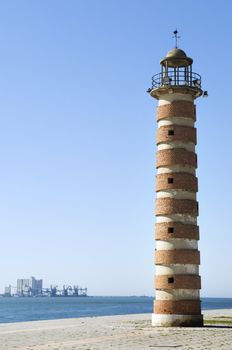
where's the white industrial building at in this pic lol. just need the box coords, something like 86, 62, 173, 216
17, 276, 43, 296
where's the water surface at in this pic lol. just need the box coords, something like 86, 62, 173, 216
0, 296, 231, 323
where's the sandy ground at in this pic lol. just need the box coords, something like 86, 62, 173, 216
0, 310, 232, 350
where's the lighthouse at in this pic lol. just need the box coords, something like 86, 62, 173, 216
149, 37, 204, 327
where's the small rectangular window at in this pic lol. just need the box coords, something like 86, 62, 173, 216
168, 177, 174, 184
168, 227, 174, 234
168, 277, 174, 284
168, 130, 174, 136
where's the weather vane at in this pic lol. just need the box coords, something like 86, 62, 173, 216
172, 29, 180, 48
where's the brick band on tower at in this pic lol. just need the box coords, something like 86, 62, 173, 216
148, 46, 204, 327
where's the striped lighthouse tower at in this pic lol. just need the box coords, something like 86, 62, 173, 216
149, 40, 204, 327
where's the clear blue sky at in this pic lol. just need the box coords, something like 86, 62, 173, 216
0, 0, 231, 297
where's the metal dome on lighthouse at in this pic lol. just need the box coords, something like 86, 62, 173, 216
149, 31, 206, 327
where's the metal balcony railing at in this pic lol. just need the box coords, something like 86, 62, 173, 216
151, 71, 201, 89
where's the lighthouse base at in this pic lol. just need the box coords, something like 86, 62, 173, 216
152, 314, 203, 327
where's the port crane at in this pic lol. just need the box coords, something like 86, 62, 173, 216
42, 285, 87, 297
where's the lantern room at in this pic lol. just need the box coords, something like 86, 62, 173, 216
149, 47, 203, 99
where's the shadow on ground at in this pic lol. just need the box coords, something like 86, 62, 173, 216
204, 325, 232, 329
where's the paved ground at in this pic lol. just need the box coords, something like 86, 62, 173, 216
0, 310, 232, 350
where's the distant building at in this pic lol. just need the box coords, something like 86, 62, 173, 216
4, 285, 12, 296
17, 279, 29, 296
17, 277, 43, 296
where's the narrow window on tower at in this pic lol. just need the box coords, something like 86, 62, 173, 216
168, 130, 174, 136
168, 177, 174, 184
168, 277, 174, 284
168, 227, 174, 234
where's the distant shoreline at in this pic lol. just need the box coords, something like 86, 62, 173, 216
0, 307, 232, 326
0, 308, 232, 325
